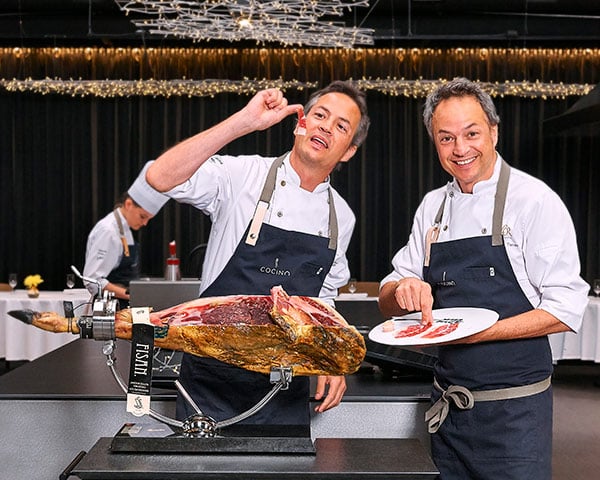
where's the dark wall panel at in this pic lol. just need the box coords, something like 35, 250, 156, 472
1, 89, 598, 292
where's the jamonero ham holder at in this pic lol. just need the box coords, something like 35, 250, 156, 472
8, 267, 366, 455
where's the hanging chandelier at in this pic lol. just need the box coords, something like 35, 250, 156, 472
114, 1, 374, 48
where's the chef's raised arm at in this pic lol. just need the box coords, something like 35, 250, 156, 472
147, 89, 301, 192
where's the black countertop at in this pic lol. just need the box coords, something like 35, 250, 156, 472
71, 436, 439, 479
0, 339, 432, 402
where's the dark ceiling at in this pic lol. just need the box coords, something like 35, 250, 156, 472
0, 0, 598, 48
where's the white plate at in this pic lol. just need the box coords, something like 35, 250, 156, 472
368, 307, 499, 346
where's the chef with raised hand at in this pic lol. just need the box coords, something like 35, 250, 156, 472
378, 77, 588, 479
145, 81, 370, 425
83, 162, 169, 309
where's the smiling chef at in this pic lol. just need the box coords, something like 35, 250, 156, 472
379, 77, 589, 479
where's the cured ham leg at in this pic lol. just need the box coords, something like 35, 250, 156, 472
9, 286, 366, 376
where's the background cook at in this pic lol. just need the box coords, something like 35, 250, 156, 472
83, 162, 168, 309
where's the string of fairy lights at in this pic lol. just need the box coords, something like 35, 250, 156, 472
0, 77, 593, 99
0, 46, 598, 98
0, 78, 318, 98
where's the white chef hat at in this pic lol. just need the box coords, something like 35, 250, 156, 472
127, 161, 169, 215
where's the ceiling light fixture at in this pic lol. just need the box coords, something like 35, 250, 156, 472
237, 17, 252, 29
114, 0, 374, 48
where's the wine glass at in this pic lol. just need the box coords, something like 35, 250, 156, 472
348, 278, 358, 294
66, 273, 76, 289
593, 279, 600, 297
8, 273, 17, 292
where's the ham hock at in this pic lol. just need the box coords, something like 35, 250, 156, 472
9, 286, 366, 376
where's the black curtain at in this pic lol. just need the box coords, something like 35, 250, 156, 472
1, 47, 599, 291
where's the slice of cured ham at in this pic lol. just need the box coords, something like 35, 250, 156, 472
421, 322, 460, 339
394, 323, 430, 338
9, 285, 366, 376
391, 318, 462, 340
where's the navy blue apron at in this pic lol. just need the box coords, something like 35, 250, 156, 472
107, 209, 140, 309
176, 155, 337, 425
423, 161, 553, 479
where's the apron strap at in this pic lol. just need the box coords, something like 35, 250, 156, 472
426, 375, 551, 433
434, 195, 446, 225
425, 381, 474, 434
245, 154, 338, 250
492, 159, 511, 246
424, 196, 446, 267
113, 209, 130, 257
245, 155, 286, 246
327, 189, 338, 250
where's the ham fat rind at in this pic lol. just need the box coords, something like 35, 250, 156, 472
10, 286, 366, 376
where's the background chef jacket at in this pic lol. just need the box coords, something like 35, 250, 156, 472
381, 154, 589, 332
83, 208, 134, 297
165, 153, 356, 304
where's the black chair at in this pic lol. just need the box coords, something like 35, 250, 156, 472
187, 243, 208, 279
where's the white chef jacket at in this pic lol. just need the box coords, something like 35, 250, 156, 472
381, 154, 589, 332
166, 153, 356, 304
83, 209, 134, 296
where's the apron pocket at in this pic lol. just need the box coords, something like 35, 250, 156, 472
462, 266, 496, 280
296, 262, 327, 281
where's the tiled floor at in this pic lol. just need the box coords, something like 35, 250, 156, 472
552, 361, 600, 480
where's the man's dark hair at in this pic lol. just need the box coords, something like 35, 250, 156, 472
304, 80, 370, 147
115, 192, 139, 209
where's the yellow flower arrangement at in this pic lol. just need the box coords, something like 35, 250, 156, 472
24, 274, 44, 289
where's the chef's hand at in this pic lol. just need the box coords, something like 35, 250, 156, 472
241, 89, 301, 132
393, 278, 434, 325
314, 375, 347, 413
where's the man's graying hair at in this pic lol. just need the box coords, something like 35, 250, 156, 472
304, 80, 370, 147
423, 77, 501, 139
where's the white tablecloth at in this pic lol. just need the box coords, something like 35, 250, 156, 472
335, 293, 377, 301
549, 296, 600, 363
0, 289, 91, 361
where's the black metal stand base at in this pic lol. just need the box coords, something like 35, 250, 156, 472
111, 422, 316, 454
